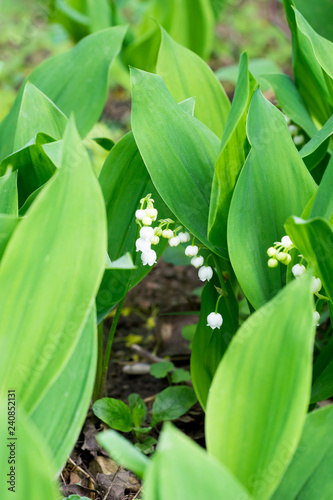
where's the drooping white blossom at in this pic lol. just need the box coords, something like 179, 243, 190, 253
191, 256, 204, 268
281, 235, 293, 250
293, 135, 304, 146
185, 245, 199, 257
178, 232, 191, 243
162, 229, 174, 239
169, 236, 181, 247
313, 311, 320, 327
151, 236, 160, 245
311, 277, 322, 294
136, 238, 151, 253
268, 258, 278, 268
198, 266, 213, 282
141, 249, 157, 266
142, 216, 153, 226
135, 209, 146, 220
140, 226, 155, 241
292, 263, 306, 278
207, 312, 223, 330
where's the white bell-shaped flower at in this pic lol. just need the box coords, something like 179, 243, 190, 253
289, 124, 298, 136
185, 245, 198, 257
311, 277, 322, 294
146, 208, 158, 219
169, 236, 180, 247
141, 249, 157, 266
140, 226, 155, 241
178, 232, 190, 243
142, 216, 153, 226
292, 263, 306, 278
198, 266, 213, 282
267, 247, 277, 257
207, 312, 223, 330
151, 236, 160, 245
313, 311, 320, 327
268, 258, 278, 268
191, 256, 204, 268
136, 238, 151, 253
293, 135, 304, 146
281, 235, 293, 250
162, 229, 174, 239
135, 209, 146, 220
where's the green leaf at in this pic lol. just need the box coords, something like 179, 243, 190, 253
156, 28, 230, 138
285, 216, 333, 303
105, 252, 136, 270
294, 8, 333, 80
93, 398, 133, 432
209, 52, 256, 248
191, 275, 238, 409
0, 119, 106, 413
294, 0, 333, 42
30, 307, 97, 473
216, 57, 282, 90
206, 274, 314, 500
171, 369, 191, 384
129, 393, 148, 429
0, 171, 18, 215
300, 114, 333, 170
309, 155, 333, 221
282, 0, 332, 125
150, 362, 175, 379
0, 26, 126, 160
272, 405, 333, 499
142, 423, 251, 500
131, 68, 224, 257
261, 73, 318, 138
0, 215, 19, 260
151, 386, 197, 426
228, 88, 316, 309
135, 437, 157, 455
97, 429, 149, 479
97, 131, 173, 322
0, 400, 59, 500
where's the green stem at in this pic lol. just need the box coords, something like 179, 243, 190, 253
98, 295, 127, 399
93, 321, 105, 402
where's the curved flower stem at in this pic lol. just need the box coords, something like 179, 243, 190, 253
98, 294, 127, 399
93, 321, 105, 402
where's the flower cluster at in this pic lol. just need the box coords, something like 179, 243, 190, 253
267, 235, 294, 268
184, 243, 214, 283
284, 115, 305, 147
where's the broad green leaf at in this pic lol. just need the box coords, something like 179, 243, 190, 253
150, 362, 175, 379
261, 73, 318, 138
156, 28, 230, 138
300, 114, 333, 170
191, 275, 238, 410
216, 57, 281, 90
209, 52, 255, 248
171, 369, 191, 384
0, 119, 106, 413
86, 0, 112, 33
294, 8, 333, 81
14, 83, 67, 151
228, 89, 316, 309
272, 405, 333, 499
97, 131, 173, 322
98, 429, 149, 479
283, 0, 332, 125
209, 0, 227, 19
0, 400, 59, 500
311, 356, 333, 403
0, 215, 19, 259
0, 171, 18, 215
151, 386, 197, 426
92, 398, 133, 432
131, 68, 224, 257
295, 447, 333, 499
105, 252, 136, 270
0, 27, 126, 160
206, 274, 314, 500
285, 216, 333, 303
294, 0, 333, 42
31, 307, 97, 473
143, 424, 251, 500
0, 133, 57, 207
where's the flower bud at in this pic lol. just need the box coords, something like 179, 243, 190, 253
207, 312, 223, 330
267, 247, 277, 258
313, 311, 320, 327
151, 236, 160, 245
142, 216, 153, 226
293, 135, 304, 146
169, 236, 180, 247
284, 115, 291, 125
136, 238, 151, 253
135, 209, 146, 220
268, 258, 278, 268
185, 245, 198, 257
191, 256, 204, 268
154, 227, 163, 237
276, 252, 290, 264
311, 277, 322, 294
288, 124, 298, 136
140, 226, 154, 241
178, 232, 190, 243
198, 266, 213, 282
141, 249, 157, 266
146, 208, 158, 218
292, 263, 306, 278
162, 229, 174, 239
